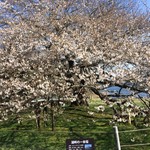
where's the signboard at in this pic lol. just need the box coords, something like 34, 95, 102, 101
66, 138, 95, 150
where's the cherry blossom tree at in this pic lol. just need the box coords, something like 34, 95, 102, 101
0, 0, 149, 126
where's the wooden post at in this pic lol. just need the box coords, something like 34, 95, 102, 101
113, 126, 121, 150
128, 111, 131, 124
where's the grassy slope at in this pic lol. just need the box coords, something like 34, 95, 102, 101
0, 98, 150, 150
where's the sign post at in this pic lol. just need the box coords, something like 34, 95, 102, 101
113, 126, 121, 150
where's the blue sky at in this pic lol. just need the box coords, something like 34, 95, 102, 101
138, 0, 150, 12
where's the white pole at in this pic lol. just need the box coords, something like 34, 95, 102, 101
113, 126, 121, 150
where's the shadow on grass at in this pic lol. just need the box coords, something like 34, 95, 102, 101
1, 105, 148, 150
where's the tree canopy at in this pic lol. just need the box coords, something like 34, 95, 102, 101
0, 0, 150, 123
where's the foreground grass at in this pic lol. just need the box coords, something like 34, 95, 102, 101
0, 98, 150, 150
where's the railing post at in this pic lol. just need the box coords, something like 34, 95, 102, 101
113, 126, 121, 150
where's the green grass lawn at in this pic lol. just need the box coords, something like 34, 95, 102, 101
0, 98, 150, 150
